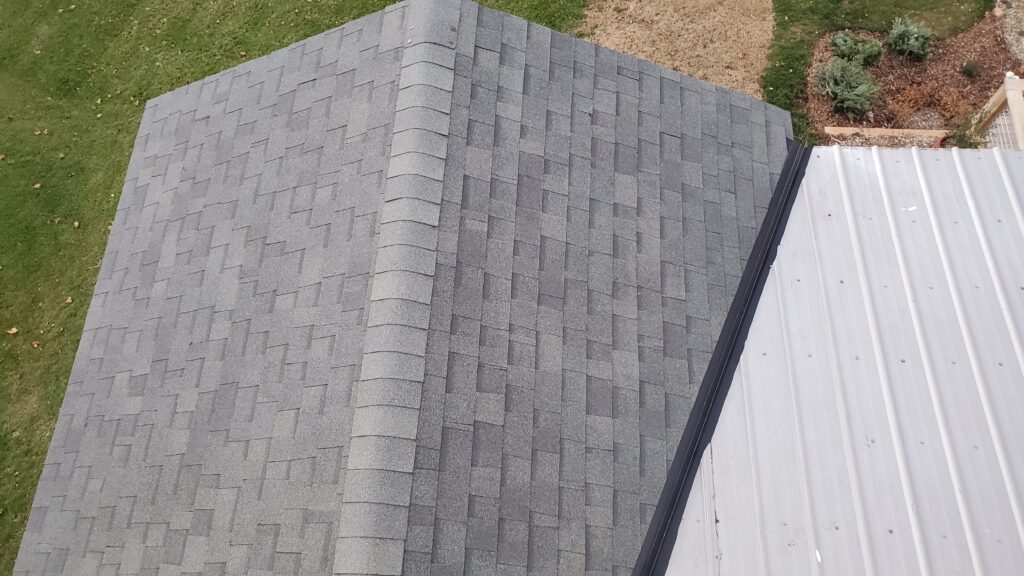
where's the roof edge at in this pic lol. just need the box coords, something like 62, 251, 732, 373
333, 1, 465, 574
632, 140, 812, 576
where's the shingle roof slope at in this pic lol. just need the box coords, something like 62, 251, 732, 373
14, 1, 791, 574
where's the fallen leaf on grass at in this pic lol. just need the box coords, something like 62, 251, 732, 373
5, 327, 17, 335
0, 153, 6, 161
66, 296, 73, 304
58, 152, 65, 159
239, 51, 248, 57
54, 216, 61, 224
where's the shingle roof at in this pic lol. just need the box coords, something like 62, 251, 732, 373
14, 1, 792, 574
657, 146, 1024, 575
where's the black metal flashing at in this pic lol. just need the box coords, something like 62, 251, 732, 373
632, 140, 812, 576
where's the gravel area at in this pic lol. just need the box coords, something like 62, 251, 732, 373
825, 133, 943, 148
578, 0, 773, 98
999, 0, 1024, 62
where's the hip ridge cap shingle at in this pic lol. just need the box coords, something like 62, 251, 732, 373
334, 0, 464, 574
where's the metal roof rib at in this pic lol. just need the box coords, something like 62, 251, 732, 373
656, 146, 1024, 575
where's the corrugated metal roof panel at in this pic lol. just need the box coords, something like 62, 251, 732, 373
666, 146, 1024, 575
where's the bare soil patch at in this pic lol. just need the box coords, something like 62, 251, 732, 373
579, 0, 772, 98
807, 13, 1020, 142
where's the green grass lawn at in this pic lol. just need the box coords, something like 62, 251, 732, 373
764, 0, 994, 140
0, 0, 585, 571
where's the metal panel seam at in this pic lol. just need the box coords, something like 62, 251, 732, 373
954, 148, 1024, 549
801, 160, 875, 574
871, 146, 983, 574
772, 268, 822, 576
832, 146, 931, 575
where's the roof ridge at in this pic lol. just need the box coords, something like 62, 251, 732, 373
334, 0, 464, 574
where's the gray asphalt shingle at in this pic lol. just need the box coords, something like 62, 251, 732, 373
14, 1, 791, 574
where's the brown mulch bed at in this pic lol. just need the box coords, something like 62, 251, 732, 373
807, 13, 1021, 141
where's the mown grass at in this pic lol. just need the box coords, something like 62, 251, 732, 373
0, 0, 586, 571
764, 0, 994, 141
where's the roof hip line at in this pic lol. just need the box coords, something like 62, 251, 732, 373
335, 1, 462, 574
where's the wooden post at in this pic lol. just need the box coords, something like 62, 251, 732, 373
1003, 75, 1024, 149
976, 84, 1007, 132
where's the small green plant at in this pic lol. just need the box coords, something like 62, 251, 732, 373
889, 18, 935, 61
815, 58, 880, 120
830, 32, 884, 66
960, 60, 981, 79
946, 115, 985, 148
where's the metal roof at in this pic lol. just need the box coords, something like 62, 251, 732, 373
13, 1, 792, 574
663, 146, 1024, 574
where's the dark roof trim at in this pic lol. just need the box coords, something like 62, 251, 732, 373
633, 140, 811, 576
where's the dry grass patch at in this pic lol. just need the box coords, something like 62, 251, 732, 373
579, 0, 773, 97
